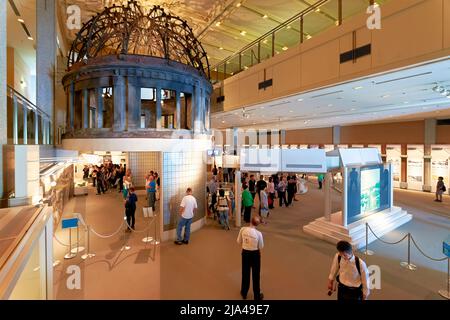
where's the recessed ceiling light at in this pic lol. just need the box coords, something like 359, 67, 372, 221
289, 110, 293, 113
282, 46, 288, 51
297, 98, 304, 102
353, 86, 363, 90
286, 25, 292, 30
262, 14, 268, 19
315, 8, 321, 12
222, 120, 226, 123
382, 94, 390, 98
240, 30, 247, 36
27, 36, 33, 41
18, 18, 24, 23
236, 2, 242, 7
215, 21, 221, 27
219, 47, 223, 50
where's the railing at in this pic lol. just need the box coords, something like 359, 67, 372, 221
211, 0, 385, 84
6, 85, 52, 145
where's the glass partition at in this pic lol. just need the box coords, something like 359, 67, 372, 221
161, 89, 176, 129
140, 87, 156, 129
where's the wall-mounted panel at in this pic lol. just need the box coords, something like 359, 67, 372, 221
273, 56, 301, 96
285, 128, 333, 144
301, 40, 340, 87
239, 72, 260, 106
445, 0, 450, 49
339, 27, 372, 77
372, 0, 443, 68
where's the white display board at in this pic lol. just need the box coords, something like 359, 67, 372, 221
339, 148, 381, 167
368, 144, 382, 154
407, 145, 424, 191
431, 146, 450, 193
386, 145, 401, 188
240, 148, 281, 172
281, 149, 327, 173
324, 145, 335, 152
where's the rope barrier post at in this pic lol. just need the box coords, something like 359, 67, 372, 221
120, 216, 131, 251
151, 212, 160, 245
400, 233, 417, 271
81, 226, 96, 260
70, 224, 85, 254
361, 223, 374, 256
142, 209, 154, 243
438, 257, 450, 300
64, 228, 76, 259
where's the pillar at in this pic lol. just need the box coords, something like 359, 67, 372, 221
96, 88, 103, 128
34, 112, 39, 145
0, 0, 6, 198
113, 75, 126, 132
205, 97, 211, 131
23, 105, 28, 145
193, 84, 202, 133
235, 171, 241, 227
127, 78, 140, 130
332, 126, 341, 146
175, 91, 181, 130
423, 119, 436, 192
156, 87, 162, 129
400, 144, 408, 189
82, 88, 89, 129
36, 0, 56, 135
324, 172, 332, 221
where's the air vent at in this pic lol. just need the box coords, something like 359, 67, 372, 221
374, 72, 432, 85
437, 119, 450, 125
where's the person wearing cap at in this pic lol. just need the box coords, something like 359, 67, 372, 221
237, 216, 264, 300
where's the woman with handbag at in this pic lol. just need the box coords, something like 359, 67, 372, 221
435, 176, 446, 203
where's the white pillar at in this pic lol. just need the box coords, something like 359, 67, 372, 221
235, 171, 241, 227
324, 172, 332, 221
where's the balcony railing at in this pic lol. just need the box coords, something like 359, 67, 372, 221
210, 0, 385, 84
6, 85, 53, 145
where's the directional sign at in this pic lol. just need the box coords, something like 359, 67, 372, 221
444, 237, 450, 258
62, 218, 79, 229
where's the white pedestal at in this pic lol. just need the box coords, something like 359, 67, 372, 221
303, 206, 412, 249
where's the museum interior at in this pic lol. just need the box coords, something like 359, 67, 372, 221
0, 0, 449, 301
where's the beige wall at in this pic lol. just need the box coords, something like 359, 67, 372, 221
7, 46, 35, 102
285, 128, 333, 145
436, 125, 450, 144
217, 0, 450, 113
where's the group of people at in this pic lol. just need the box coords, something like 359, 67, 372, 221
82, 163, 132, 197
207, 176, 235, 230
211, 165, 236, 183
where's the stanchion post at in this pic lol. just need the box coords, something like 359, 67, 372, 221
81, 226, 96, 260
438, 258, 450, 299
64, 228, 76, 259
362, 223, 374, 256
142, 215, 154, 243
151, 212, 160, 245
400, 233, 417, 271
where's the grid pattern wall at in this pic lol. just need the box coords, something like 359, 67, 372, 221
162, 152, 206, 231
127, 152, 161, 188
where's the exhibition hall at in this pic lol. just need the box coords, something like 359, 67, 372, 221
0, 0, 449, 307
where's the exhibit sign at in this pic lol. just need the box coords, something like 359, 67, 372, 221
386, 145, 401, 188
352, 145, 364, 148
368, 144, 382, 154
444, 236, 450, 258
240, 148, 281, 172
407, 145, 424, 191
431, 146, 450, 193
346, 164, 391, 225
324, 145, 335, 152
281, 149, 327, 173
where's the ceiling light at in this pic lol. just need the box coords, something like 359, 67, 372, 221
244, 66, 249, 70
236, 2, 242, 7
381, 94, 390, 98
262, 14, 268, 19
328, 104, 333, 107
403, 101, 409, 104
335, 21, 339, 26
27, 36, 33, 41
306, 34, 312, 40
286, 25, 292, 30
260, 106, 265, 109
215, 21, 221, 27
315, 8, 321, 12
282, 46, 288, 51
350, 108, 356, 111
297, 98, 304, 102
289, 110, 293, 113
353, 86, 363, 90
240, 30, 247, 36
222, 120, 226, 123
219, 47, 223, 50
18, 18, 24, 23
262, 39, 268, 44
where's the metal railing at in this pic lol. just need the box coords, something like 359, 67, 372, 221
6, 85, 52, 145
210, 0, 385, 84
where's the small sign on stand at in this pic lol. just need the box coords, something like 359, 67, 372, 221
62, 217, 80, 259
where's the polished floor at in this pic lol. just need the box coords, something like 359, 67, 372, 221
53, 182, 449, 300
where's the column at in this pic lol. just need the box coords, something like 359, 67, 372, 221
205, 97, 211, 131
37, 0, 56, 135
400, 144, 408, 189
156, 87, 162, 129
68, 83, 75, 129
82, 88, 89, 129
423, 118, 436, 192
96, 88, 103, 128
23, 106, 28, 145
13, 95, 18, 144
193, 85, 201, 133
0, 0, 6, 198
127, 78, 140, 130
324, 172, 332, 221
332, 125, 341, 146
34, 112, 39, 145
235, 171, 241, 227
113, 75, 126, 132
175, 91, 181, 130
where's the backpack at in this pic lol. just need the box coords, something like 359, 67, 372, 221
443, 185, 447, 192
336, 255, 361, 284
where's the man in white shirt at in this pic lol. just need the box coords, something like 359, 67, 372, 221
328, 240, 370, 300
237, 216, 264, 300
175, 188, 197, 245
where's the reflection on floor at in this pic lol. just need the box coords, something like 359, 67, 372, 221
53, 182, 449, 300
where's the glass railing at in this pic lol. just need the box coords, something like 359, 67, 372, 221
210, 0, 386, 84
6, 85, 53, 145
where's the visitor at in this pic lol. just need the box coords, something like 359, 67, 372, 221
208, 176, 219, 218
260, 186, 269, 221
327, 240, 370, 301
435, 176, 446, 202
242, 184, 253, 223
267, 177, 275, 209
277, 176, 287, 207
287, 175, 296, 206
125, 187, 138, 232
146, 174, 157, 212
249, 175, 256, 201
123, 169, 133, 199
237, 216, 264, 300
216, 189, 231, 230
175, 188, 197, 245
318, 173, 325, 189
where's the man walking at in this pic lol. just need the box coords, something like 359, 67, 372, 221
237, 216, 264, 300
175, 188, 197, 245
327, 241, 370, 300
242, 184, 254, 223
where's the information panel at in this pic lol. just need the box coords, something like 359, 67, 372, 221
407, 145, 424, 191
240, 148, 281, 172
431, 146, 450, 193
386, 145, 401, 188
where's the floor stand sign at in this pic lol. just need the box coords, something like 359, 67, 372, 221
439, 238, 450, 299
62, 217, 80, 259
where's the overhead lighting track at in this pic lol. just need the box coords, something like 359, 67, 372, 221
310, 90, 344, 98
374, 72, 432, 85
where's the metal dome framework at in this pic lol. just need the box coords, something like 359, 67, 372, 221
68, 1, 210, 78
